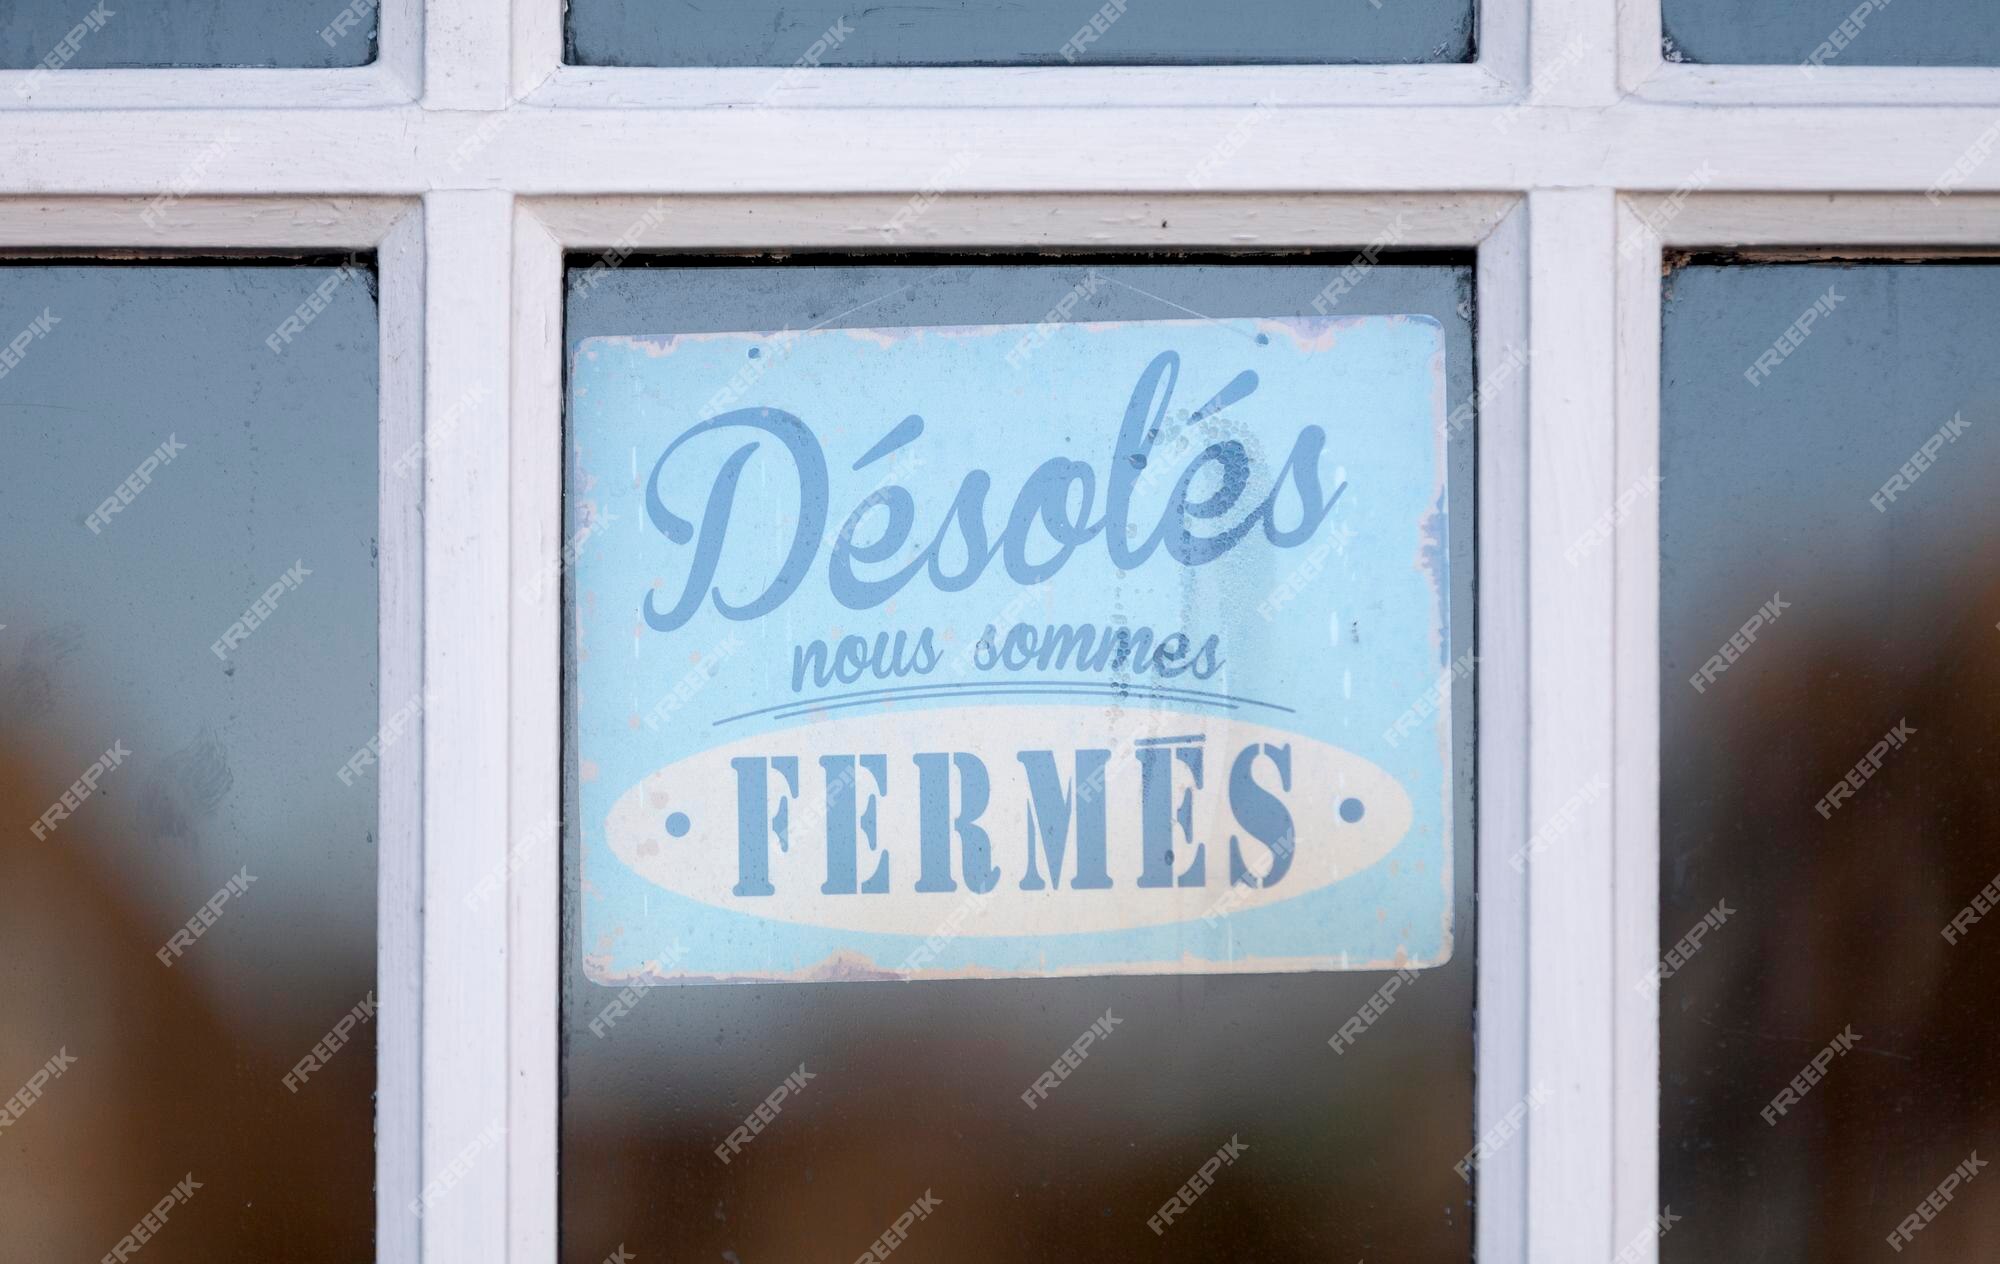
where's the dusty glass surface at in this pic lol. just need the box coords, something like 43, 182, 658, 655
1662, 0, 2000, 66
1661, 261, 2000, 1259
561, 258, 1478, 1262
0, 262, 379, 1260
0, 0, 374, 70
566, 0, 1474, 67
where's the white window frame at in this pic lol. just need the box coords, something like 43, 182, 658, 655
8, 0, 2000, 1256
510, 193, 1530, 1264
0, 197, 427, 1262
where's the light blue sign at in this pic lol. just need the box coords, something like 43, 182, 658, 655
570, 314, 1454, 984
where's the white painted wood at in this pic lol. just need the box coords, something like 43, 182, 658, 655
1475, 199, 1531, 1264
419, 189, 514, 1263
1638, 64, 2000, 105
1525, 188, 1617, 1263
1611, 195, 1663, 1263
18, 102, 2000, 194
1633, 192, 2000, 246
0, 0, 419, 107
1614, 137, 1667, 1264
377, 0, 425, 100
1618, 0, 1665, 94
0, 63, 410, 108
511, 0, 564, 101
508, 202, 564, 1263
526, 63, 1517, 109
1530, 0, 1619, 105
377, 202, 427, 1264
425, 0, 511, 107
529, 193, 1517, 248
1480, 0, 1531, 95
0, 197, 407, 247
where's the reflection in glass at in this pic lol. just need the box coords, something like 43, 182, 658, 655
1661, 261, 2000, 1260
566, 0, 1473, 67
1662, 0, 2000, 66
0, 263, 379, 1260
0, 0, 374, 69
561, 258, 1479, 1262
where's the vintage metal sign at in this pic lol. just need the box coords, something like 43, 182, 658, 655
570, 313, 1454, 984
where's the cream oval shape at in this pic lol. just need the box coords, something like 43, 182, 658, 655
601, 704, 1413, 938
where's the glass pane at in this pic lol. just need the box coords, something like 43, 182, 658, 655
0, 262, 379, 1259
1662, 0, 2000, 66
566, 0, 1474, 67
1660, 261, 2000, 1258
0, 0, 374, 70
562, 258, 1477, 1261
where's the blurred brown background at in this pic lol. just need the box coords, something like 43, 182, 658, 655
1661, 260, 2000, 1260
0, 263, 379, 1261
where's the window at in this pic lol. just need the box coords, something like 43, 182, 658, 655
560, 257, 1478, 1258
564, 0, 1476, 68
1660, 0, 2000, 67
0, 261, 382, 1260
6, 0, 1995, 1260
0, 0, 375, 70
1659, 259, 2000, 1258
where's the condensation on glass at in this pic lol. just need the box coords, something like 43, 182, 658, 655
0, 0, 374, 70
561, 258, 1478, 1263
1662, 0, 2000, 65
1660, 261, 2000, 1259
566, 0, 1474, 67
0, 262, 379, 1259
